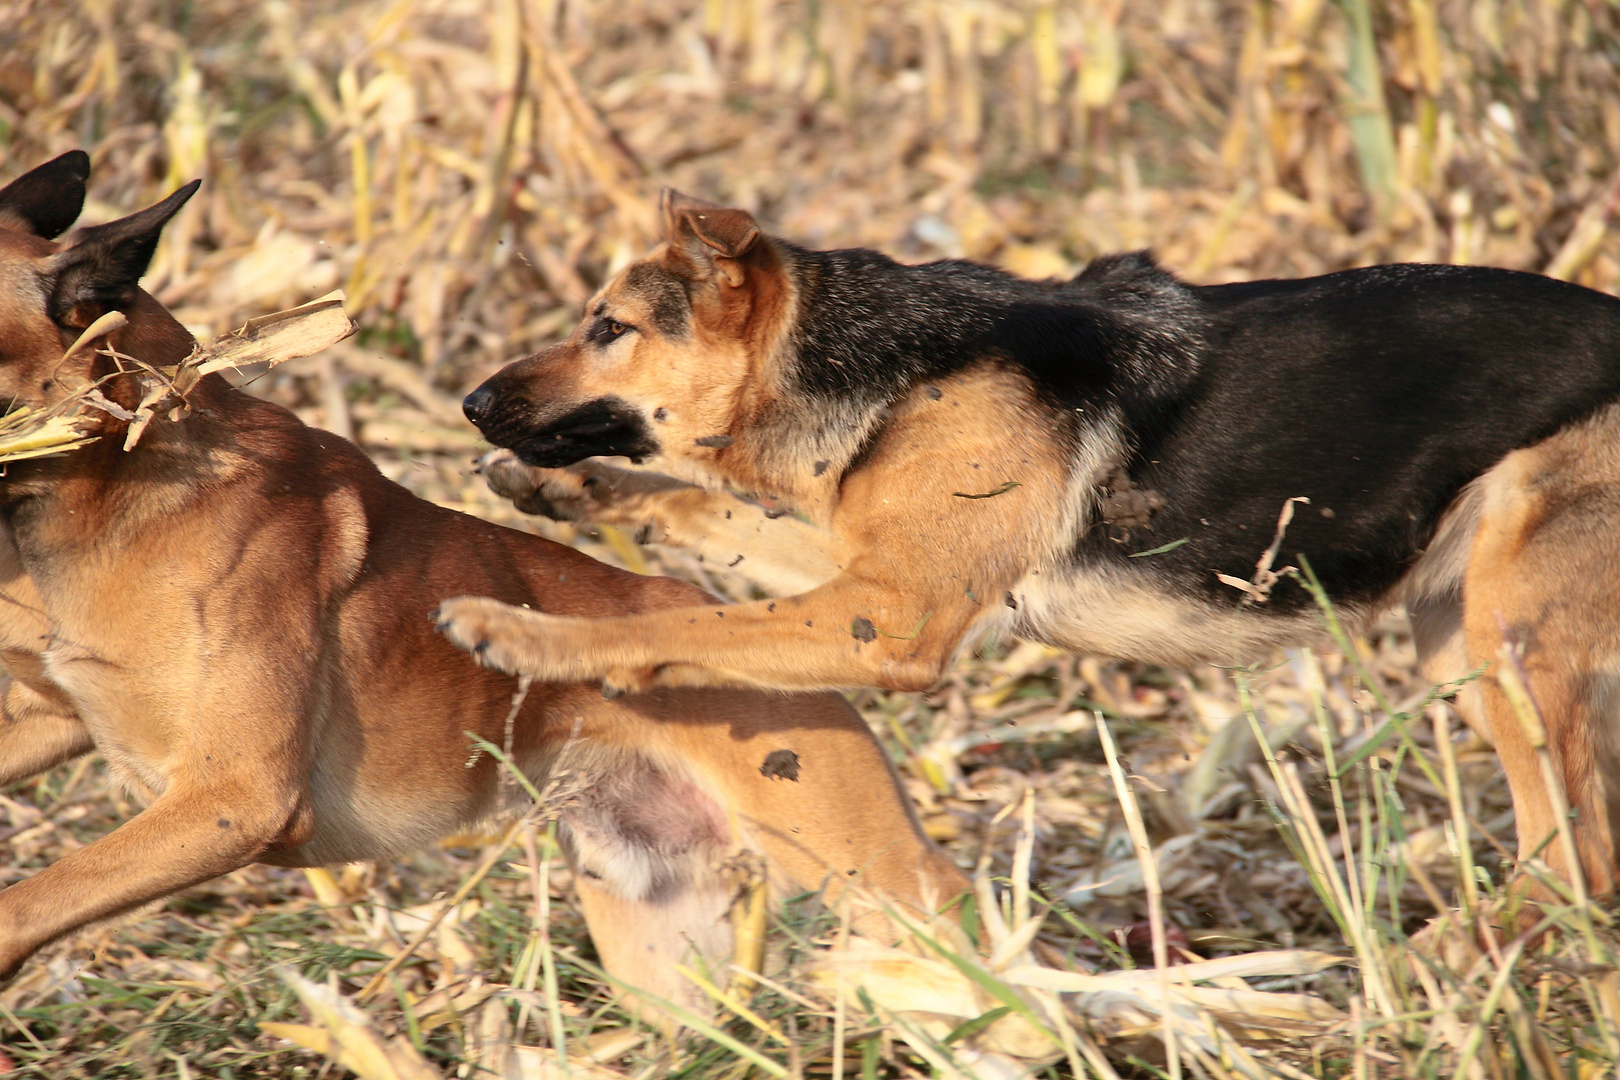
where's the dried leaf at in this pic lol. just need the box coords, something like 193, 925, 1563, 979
268, 970, 442, 1080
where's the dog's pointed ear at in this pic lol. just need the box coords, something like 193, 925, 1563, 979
45, 179, 200, 328
0, 150, 92, 239
659, 188, 762, 287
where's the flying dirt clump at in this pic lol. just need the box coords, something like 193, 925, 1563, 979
1098, 465, 1165, 531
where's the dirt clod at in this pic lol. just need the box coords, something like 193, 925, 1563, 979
759, 749, 801, 781
1099, 466, 1165, 530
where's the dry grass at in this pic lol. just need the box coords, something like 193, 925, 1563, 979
3, 0, 1620, 1076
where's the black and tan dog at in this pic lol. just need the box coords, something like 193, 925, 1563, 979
0, 157, 965, 1002
440, 189, 1620, 902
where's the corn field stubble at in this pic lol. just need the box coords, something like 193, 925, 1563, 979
3, 0, 1620, 1075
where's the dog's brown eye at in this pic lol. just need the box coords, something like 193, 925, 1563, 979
590, 316, 632, 345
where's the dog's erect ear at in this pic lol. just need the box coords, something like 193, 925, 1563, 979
0, 150, 92, 240
659, 187, 761, 287
44, 179, 200, 328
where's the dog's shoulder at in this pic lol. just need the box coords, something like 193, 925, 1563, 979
1010, 250, 1207, 406
1068, 249, 1187, 298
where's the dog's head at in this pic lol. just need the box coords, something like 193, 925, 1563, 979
463, 190, 791, 480
0, 151, 198, 417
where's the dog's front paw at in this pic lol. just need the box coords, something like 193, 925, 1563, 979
433, 596, 577, 680
477, 451, 595, 522
599, 666, 658, 699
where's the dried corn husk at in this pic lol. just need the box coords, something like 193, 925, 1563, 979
122, 290, 355, 448
0, 407, 101, 465
0, 292, 354, 466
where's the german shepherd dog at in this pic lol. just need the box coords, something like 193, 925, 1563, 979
0, 157, 964, 1003
440, 189, 1620, 904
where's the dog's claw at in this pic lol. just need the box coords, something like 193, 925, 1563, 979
601, 680, 626, 700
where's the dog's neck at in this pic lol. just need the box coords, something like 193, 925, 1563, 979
0, 366, 244, 550
734, 246, 1207, 514
723, 246, 981, 513
742, 246, 1064, 509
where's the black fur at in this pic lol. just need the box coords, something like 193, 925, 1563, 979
472, 393, 659, 469
0, 150, 90, 240
1094, 264, 1620, 609
778, 248, 1620, 611
619, 263, 691, 338
782, 246, 1204, 411
46, 179, 200, 325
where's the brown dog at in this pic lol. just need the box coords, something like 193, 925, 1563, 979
0, 154, 965, 1004
440, 188, 1620, 902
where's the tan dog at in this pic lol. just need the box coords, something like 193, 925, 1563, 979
440, 188, 1620, 902
0, 154, 965, 1003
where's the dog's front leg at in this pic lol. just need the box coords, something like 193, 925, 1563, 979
0, 679, 90, 786
480, 451, 842, 595
0, 770, 309, 979
435, 566, 981, 693
478, 452, 673, 523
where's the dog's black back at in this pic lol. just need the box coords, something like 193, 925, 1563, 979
782, 247, 1620, 611
1108, 265, 1620, 609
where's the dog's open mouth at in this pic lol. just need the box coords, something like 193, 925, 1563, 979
499, 397, 659, 468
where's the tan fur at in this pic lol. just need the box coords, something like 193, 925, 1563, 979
0, 209, 965, 1005
444, 363, 1075, 692
1452, 405, 1620, 898
482, 454, 845, 595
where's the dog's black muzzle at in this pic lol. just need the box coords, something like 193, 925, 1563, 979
464, 386, 658, 468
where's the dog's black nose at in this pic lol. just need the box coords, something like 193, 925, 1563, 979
463, 385, 494, 425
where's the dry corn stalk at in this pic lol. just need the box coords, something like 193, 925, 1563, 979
0, 407, 102, 466
0, 311, 131, 466
122, 290, 355, 449
260, 969, 441, 1080
0, 292, 355, 467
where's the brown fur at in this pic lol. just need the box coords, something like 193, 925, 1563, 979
0, 175, 965, 1005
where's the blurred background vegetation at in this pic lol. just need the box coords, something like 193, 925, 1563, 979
5, 1, 1620, 1076
4, 0, 1620, 395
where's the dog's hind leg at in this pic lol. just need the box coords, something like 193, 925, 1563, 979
572, 872, 734, 1019
1464, 428, 1620, 902
547, 741, 737, 1017
0, 680, 90, 786
556, 691, 971, 1019
1409, 594, 1488, 742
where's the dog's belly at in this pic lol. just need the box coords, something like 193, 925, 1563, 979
1007, 456, 1495, 669
1011, 563, 1339, 668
